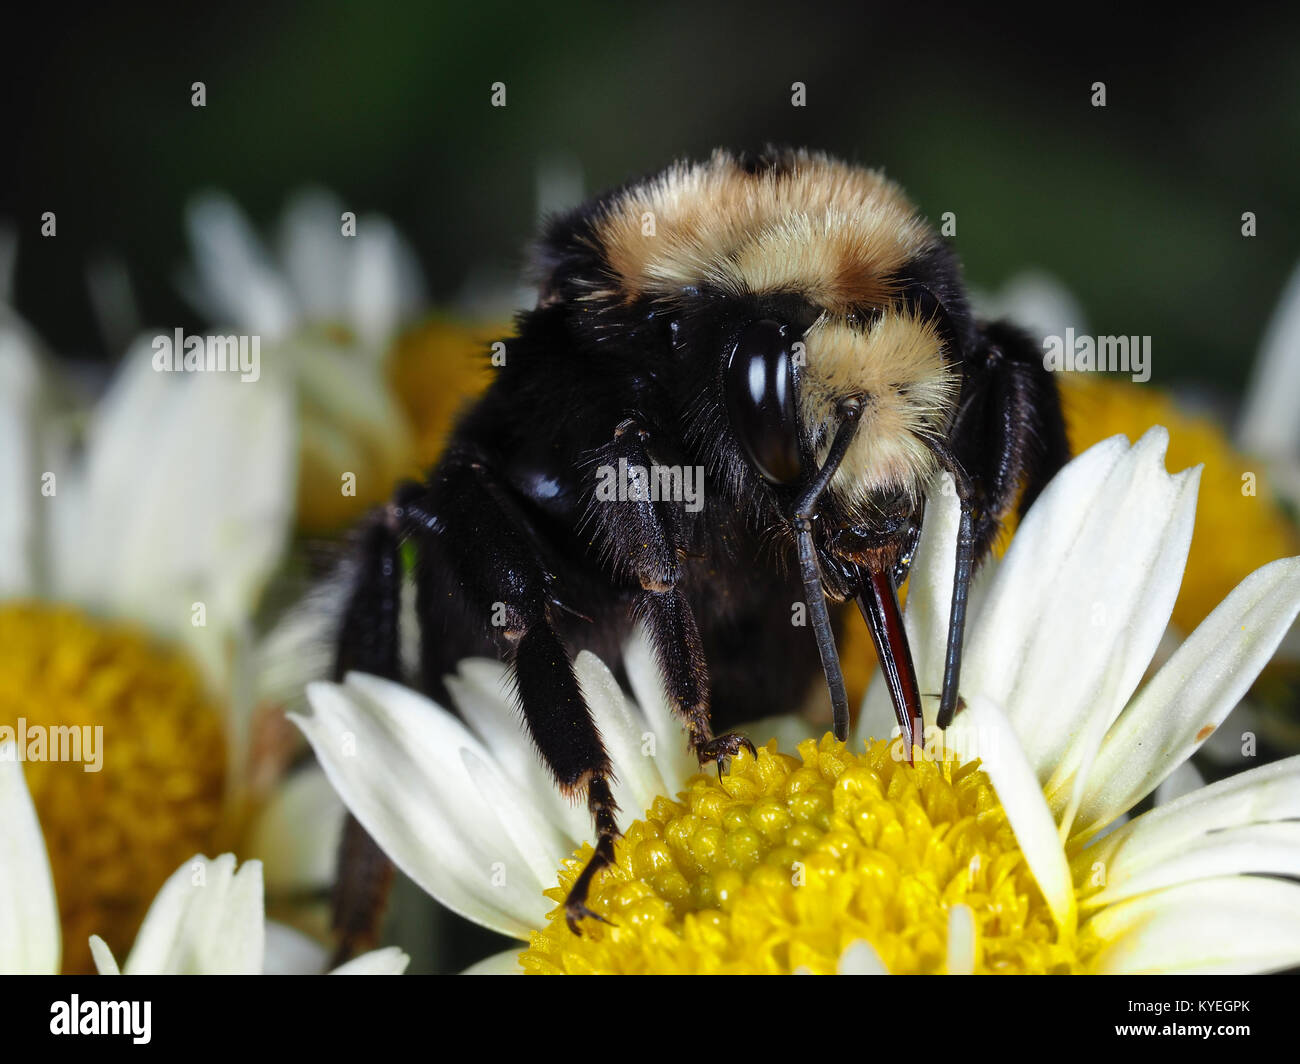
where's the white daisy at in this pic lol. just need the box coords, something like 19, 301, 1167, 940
0, 307, 341, 971
0, 742, 405, 975
1238, 257, 1300, 509
295, 429, 1300, 974
179, 188, 420, 533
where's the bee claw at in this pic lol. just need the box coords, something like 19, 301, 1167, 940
564, 900, 614, 935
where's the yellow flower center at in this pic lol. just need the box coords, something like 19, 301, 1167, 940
387, 315, 496, 468
0, 603, 227, 973
521, 735, 1080, 974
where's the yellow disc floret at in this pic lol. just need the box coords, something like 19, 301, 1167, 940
521, 734, 1080, 974
0, 604, 227, 973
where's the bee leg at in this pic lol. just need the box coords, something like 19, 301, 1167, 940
588, 419, 755, 774
936, 320, 1070, 728
417, 458, 622, 934
949, 320, 1070, 558
328, 498, 412, 966
923, 447, 976, 732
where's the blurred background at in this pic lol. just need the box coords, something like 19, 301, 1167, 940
5, 3, 1299, 385
3, 3, 1299, 975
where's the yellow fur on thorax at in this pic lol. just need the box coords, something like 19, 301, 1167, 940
588, 150, 931, 312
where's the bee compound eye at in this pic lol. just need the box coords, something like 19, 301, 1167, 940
724, 318, 803, 485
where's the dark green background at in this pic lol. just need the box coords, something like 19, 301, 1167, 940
5, 3, 1298, 395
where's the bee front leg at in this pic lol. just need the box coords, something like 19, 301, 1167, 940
588, 419, 755, 774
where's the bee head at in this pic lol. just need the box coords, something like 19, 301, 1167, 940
534, 148, 971, 538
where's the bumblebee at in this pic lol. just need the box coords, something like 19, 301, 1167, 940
330, 147, 1068, 951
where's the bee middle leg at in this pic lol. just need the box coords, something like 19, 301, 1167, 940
415, 457, 624, 933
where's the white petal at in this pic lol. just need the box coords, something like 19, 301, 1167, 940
330, 946, 410, 975
70, 338, 297, 663
836, 939, 889, 975
944, 697, 1075, 931
0, 745, 61, 974
622, 628, 698, 794
574, 650, 672, 818
1153, 759, 1204, 807
0, 320, 44, 597
461, 747, 573, 887
123, 854, 265, 975
348, 217, 425, 352
1086, 876, 1300, 974
965, 430, 1196, 791
973, 270, 1090, 343
1238, 258, 1300, 459
1069, 556, 1300, 839
1083, 822, 1300, 910
946, 903, 976, 975
291, 336, 414, 482
263, 920, 327, 974
246, 766, 347, 895
294, 677, 549, 937
447, 659, 588, 844
181, 193, 297, 338
1198, 701, 1264, 765
88, 935, 121, 975
1073, 755, 1300, 889
462, 948, 525, 975
276, 188, 350, 322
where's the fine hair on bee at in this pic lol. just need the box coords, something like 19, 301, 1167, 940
325, 146, 1069, 956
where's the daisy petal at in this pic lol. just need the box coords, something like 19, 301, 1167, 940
463, 948, 525, 975
277, 188, 349, 324
837, 939, 889, 975
447, 659, 589, 843
1238, 257, 1300, 458
247, 766, 346, 896
1086, 876, 1300, 974
1152, 759, 1204, 807
574, 650, 672, 818
181, 193, 296, 338
622, 629, 697, 794
330, 946, 411, 975
123, 854, 264, 975
1073, 755, 1300, 886
71, 338, 296, 671
349, 217, 425, 352
294, 677, 549, 937
0, 745, 60, 974
946, 903, 976, 975
944, 697, 1075, 931
1082, 823, 1300, 910
0, 322, 44, 597
965, 429, 1197, 784
88, 935, 121, 976
1069, 556, 1300, 839
264, 920, 327, 974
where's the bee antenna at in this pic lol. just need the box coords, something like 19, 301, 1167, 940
790, 400, 864, 741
